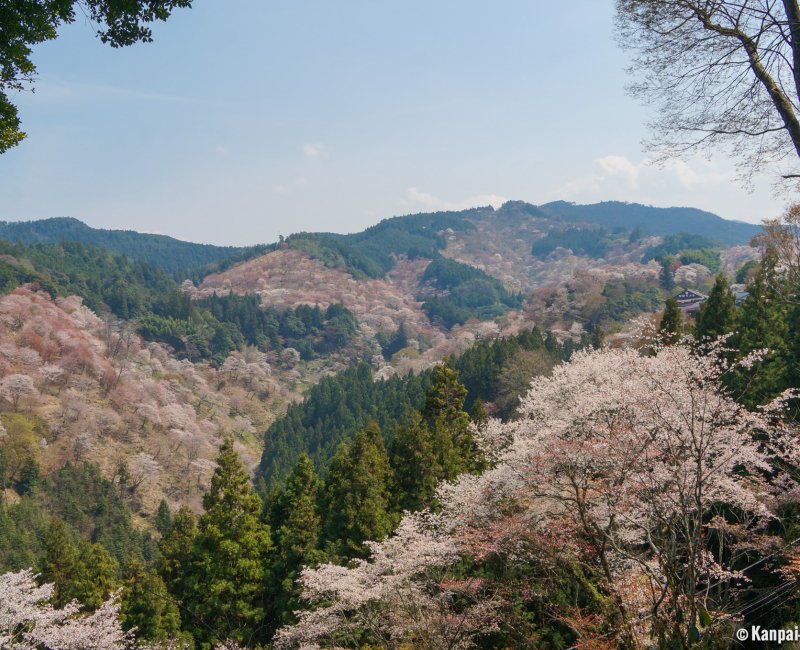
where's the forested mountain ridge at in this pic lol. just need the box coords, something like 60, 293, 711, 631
0, 217, 270, 278
539, 199, 760, 244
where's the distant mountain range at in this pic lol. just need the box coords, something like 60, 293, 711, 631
537, 200, 760, 246
0, 201, 760, 279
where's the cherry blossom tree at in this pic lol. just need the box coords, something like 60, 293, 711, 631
273, 514, 497, 650
277, 340, 797, 649
0, 569, 131, 649
0, 373, 37, 410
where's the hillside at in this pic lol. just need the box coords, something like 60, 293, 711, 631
0, 217, 268, 277
538, 200, 760, 245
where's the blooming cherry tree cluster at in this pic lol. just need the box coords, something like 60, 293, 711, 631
277, 340, 799, 648
0, 569, 131, 649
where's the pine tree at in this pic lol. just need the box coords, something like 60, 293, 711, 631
390, 413, 438, 512
43, 525, 119, 611
154, 499, 172, 537
158, 505, 197, 607
729, 254, 789, 407
68, 543, 119, 610
695, 273, 735, 340
423, 365, 481, 476
120, 559, 184, 643
41, 520, 80, 607
188, 439, 272, 646
267, 453, 324, 629
322, 422, 394, 559
659, 298, 683, 345
660, 257, 675, 291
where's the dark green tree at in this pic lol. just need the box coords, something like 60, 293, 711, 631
423, 365, 481, 475
267, 454, 324, 629
188, 439, 272, 646
695, 273, 735, 340
154, 499, 172, 537
659, 257, 675, 291
41, 520, 80, 607
658, 298, 683, 345
158, 506, 197, 610
43, 524, 119, 610
322, 422, 394, 559
389, 413, 438, 512
119, 559, 184, 643
69, 543, 119, 610
729, 254, 789, 407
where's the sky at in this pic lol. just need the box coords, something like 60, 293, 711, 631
0, 1, 789, 246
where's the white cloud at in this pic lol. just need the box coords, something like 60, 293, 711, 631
555, 155, 732, 202
272, 184, 288, 194
403, 187, 508, 212
303, 142, 325, 157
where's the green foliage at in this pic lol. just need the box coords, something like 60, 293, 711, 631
736, 259, 760, 284
259, 328, 568, 490
580, 278, 662, 329
155, 499, 172, 537
0, 218, 267, 279
642, 232, 718, 263
286, 209, 481, 279
420, 256, 522, 328
422, 365, 480, 476
389, 413, 439, 511
0, 239, 176, 318
375, 323, 409, 360
321, 423, 394, 559
140, 293, 357, 364
659, 298, 683, 345
531, 226, 611, 258
187, 440, 272, 646
258, 362, 433, 488
266, 454, 324, 630
695, 273, 735, 340
679, 247, 721, 272
42, 520, 119, 609
0, 460, 156, 576
158, 506, 197, 609
541, 200, 759, 246
449, 326, 555, 410
120, 559, 185, 643
728, 255, 790, 407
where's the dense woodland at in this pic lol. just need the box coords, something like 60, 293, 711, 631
0, 203, 798, 649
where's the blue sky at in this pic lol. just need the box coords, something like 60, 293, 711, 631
0, 1, 786, 245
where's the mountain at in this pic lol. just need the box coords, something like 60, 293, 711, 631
0, 217, 268, 277
538, 200, 761, 245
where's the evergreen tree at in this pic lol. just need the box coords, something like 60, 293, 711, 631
119, 559, 184, 643
188, 440, 272, 646
267, 454, 324, 629
729, 254, 790, 407
158, 506, 197, 619
390, 413, 438, 512
154, 499, 172, 537
695, 273, 735, 340
469, 399, 489, 428
68, 542, 119, 610
660, 257, 675, 291
42, 520, 80, 607
423, 365, 481, 476
659, 298, 683, 345
322, 423, 394, 559
44, 525, 118, 611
